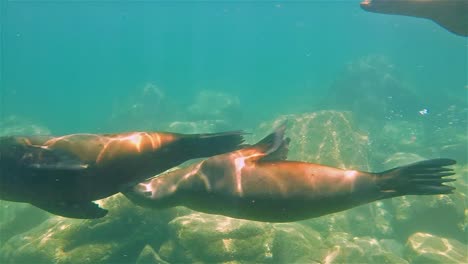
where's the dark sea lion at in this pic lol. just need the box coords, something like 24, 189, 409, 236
0, 130, 245, 219
360, 0, 468, 37
124, 127, 457, 222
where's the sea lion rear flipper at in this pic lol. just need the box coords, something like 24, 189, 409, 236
31, 201, 108, 219
376, 158, 457, 197
21, 145, 89, 171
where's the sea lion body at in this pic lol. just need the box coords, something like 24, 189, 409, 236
125, 128, 456, 222
0, 130, 245, 218
361, 0, 468, 36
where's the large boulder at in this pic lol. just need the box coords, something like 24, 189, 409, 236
405, 233, 467, 263
0, 202, 51, 246
252, 111, 371, 170
0, 115, 50, 136
159, 213, 275, 263
0, 194, 181, 264
135, 245, 169, 264
388, 163, 467, 243
167, 119, 232, 134
322, 54, 422, 125
187, 90, 242, 123
322, 233, 408, 264
423, 104, 468, 163
158, 212, 330, 263
272, 223, 325, 263
107, 83, 179, 131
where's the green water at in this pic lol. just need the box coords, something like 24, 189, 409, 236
1, 1, 467, 263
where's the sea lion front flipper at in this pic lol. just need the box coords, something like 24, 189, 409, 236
258, 136, 290, 162
31, 201, 108, 219
232, 124, 290, 163
21, 145, 89, 171
253, 124, 290, 162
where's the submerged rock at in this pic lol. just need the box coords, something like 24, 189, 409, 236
381, 152, 426, 169
322, 233, 408, 264
160, 213, 275, 263
0, 202, 51, 246
108, 82, 178, 131
167, 119, 232, 134
187, 90, 242, 123
386, 163, 467, 243
323, 54, 422, 125
304, 200, 394, 240
425, 104, 468, 163
369, 121, 426, 167
159, 212, 335, 263
253, 110, 371, 170
405, 232, 467, 263
0, 194, 180, 264
136, 245, 169, 264
272, 223, 325, 263
0, 115, 50, 136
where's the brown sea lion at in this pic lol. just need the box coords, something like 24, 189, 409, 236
124, 127, 457, 222
0, 130, 245, 219
360, 0, 468, 37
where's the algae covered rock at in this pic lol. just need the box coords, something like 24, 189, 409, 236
167, 119, 232, 134
0, 115, 50, 136
387, 163, 467, 243
272, 223, 325, 263
188, 90, 242, 122
323, 54, 422, 124
369, 121, 426, 166
0, 194, 179, 264
303, 200, 394, 240
136, 245, 169, 264
160, 213, 275, 263
405, 232, 468, 263
0, 201, 51, 246
108, 82, 178, 131
253, 110, 370, 170
159, 212, 333, 263
321, 233, 408, 264
423, 103, 467, 162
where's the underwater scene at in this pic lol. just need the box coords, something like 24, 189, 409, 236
1, 0, 467, 263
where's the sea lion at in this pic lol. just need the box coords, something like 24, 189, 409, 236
124, 126, 457, 222
0, 130, 245, 219
360, 0, 468, 37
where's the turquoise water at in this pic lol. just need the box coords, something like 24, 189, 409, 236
3, 1, 465, 133
1, 1, 467, 264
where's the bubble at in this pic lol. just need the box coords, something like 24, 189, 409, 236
418, 109, 428, 115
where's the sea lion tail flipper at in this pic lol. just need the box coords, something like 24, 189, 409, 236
31, 201, 108, 219
377, 158, 457, 196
